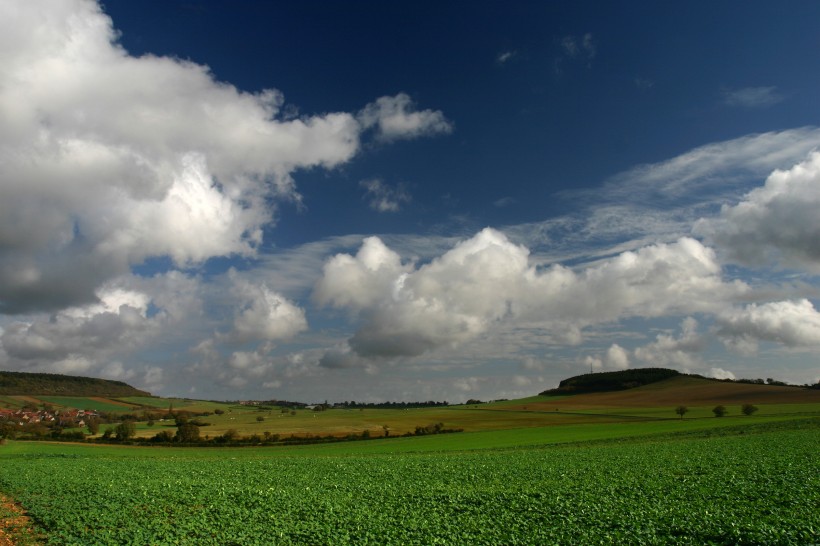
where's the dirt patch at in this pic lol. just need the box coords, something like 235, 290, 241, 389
0, 495, 43, 546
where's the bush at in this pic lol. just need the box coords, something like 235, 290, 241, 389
741, 404, 759, 416
114, 421, 136, 441
712, 405, 728, 417
151, 430, 175, 443
175, 423, 200, 443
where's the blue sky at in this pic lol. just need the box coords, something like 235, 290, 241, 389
1, 0, 819, 402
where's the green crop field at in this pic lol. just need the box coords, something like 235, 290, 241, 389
0, 417, 817, 545
0, 395, 24, 409
35, 396, 142, 413
119, 397, 232, 413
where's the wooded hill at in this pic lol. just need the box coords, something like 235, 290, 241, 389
540, 368, 681, 395
0, 371, 149, 397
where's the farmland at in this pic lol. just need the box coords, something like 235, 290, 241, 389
0, 418, 817, 545
3, 374, 818, 442
1, 372, 819, 544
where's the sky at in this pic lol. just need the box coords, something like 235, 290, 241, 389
1, 0, 820, 402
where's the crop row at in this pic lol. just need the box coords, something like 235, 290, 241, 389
0, 422, 817, 545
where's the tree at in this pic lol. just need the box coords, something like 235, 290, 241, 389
114, 421, 136, 441
175, 423, 200, 443
741, 404, 758, 416
86, 417, 100, 435
712, 405, 728, 417
674, 406, 688, 420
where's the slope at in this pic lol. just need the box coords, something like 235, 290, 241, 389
520, 375, 820, 410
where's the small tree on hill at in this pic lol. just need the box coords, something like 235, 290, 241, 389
712, 405, 728, 417
674, 406, 688, 420
741, 404, 758, 416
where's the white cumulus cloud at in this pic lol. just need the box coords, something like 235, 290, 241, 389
227, 276, 307, 344
634, 317, 706, 369
708, 367, 736, 380
606, 344, 630, 370
315, 228, 745, 360
0, 0, 448, 315
358, 93, 453, 142
696, 152, 820, 272
716, 299, 820, 354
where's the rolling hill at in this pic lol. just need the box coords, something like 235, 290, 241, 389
518, 374, 820, 410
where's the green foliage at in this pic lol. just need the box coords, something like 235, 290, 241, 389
114, 421, 136, 441
175, 423, 200, 443
742, 404, 759, 416
86, 417, 100, 435
713, 405, 728, 417
675, 405, 688, 419
0, 421, 817, 544
150, 430, 175, 443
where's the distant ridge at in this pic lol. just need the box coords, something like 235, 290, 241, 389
539, 368, 681, 396
0, 370, 150, 397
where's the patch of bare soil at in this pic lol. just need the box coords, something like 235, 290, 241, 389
0, 495, 43, 546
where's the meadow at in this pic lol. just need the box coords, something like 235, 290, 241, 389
0, 416, 818, 545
